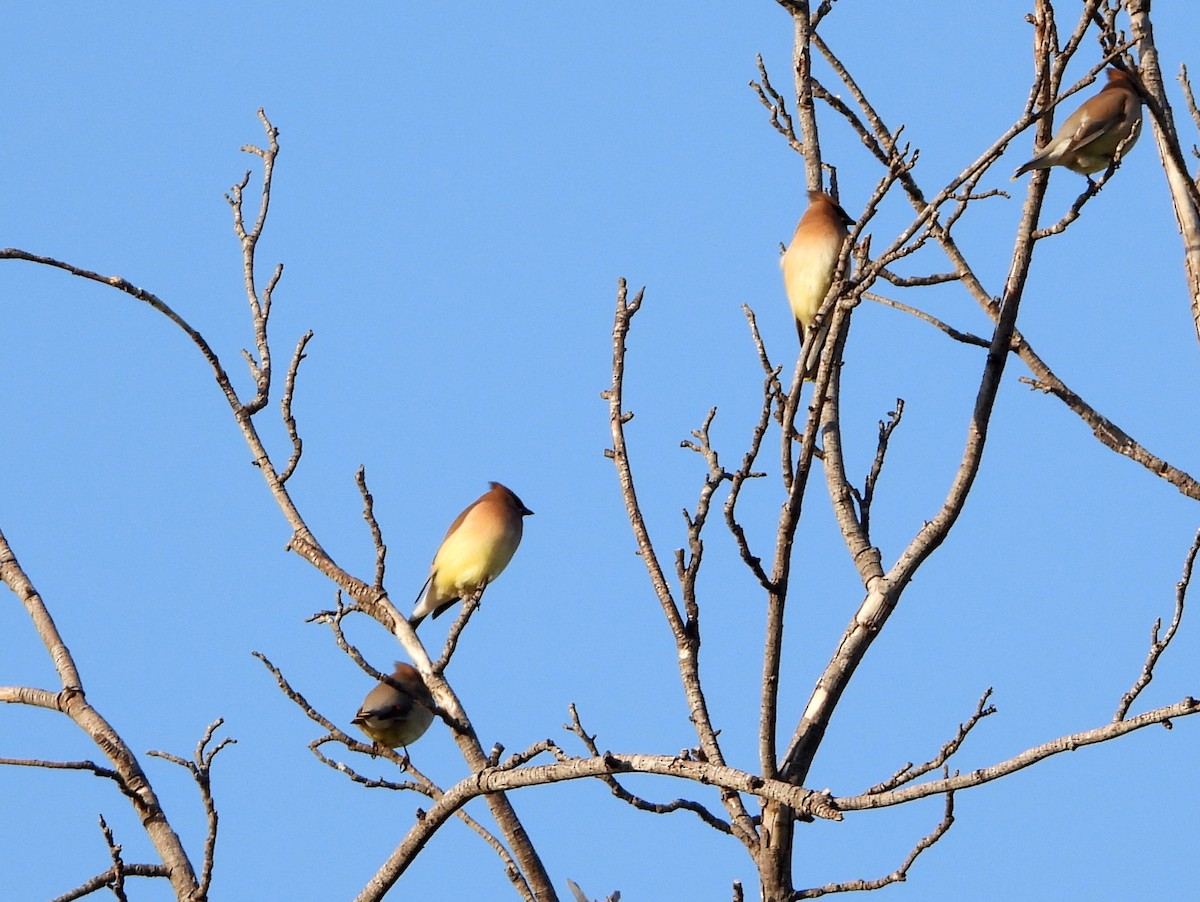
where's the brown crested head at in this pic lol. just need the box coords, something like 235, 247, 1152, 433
1105, 67, 1137, 89
806, 190, 854, 231
489, 481, 534, 517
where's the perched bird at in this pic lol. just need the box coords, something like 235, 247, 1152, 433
1012, 67, 1143, 179
352, 662, 435, 750
781, 190, 854, 377
409, 482, 533, 627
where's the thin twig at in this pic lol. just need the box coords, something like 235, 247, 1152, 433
680, 407, 733, 625
356, 467, 388, 589
867, 689, 996, 794
0, 756, 126, 786
750, 55, 802, 154
723, 307, 776, 590
433, 588, 485, 674
1179, 65, 1200, 137
279, 330, 313, 484
50, 864, 169, 902
310, 735, 434, 791
146, 719, 236, 896
863, 293, 992, 349
600, 279, 752, 840
1114, 527, 1198, 720
851, 400, 905, 540
876, 269, 962, 288
795, 789, 954, 898
565, 705, 735, 836
98, 816, 128, 902
837, 697, 1199, 811
1017, 372, 1200, 499
307, 738, 533, 898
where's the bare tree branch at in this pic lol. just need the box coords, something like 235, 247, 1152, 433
355, 467, 388, 590
50, 861, 168, 902
723, 307, 777, 591
750, 54, 801, 155
601, 279, 755, 842
3, 110, 561, 900
565, 704, 737, 838
1126, 0, 1200, 344
256, 652, 540, 900
1017, 371, 1200, 500
838, 697, 1198, 811
1114, 527, 1198, 720
278, 330, 313, 484
850, 400, 905, 545
867, 690, 996, 795
146, 719, 236, 896
794, 791, 955, 899
0, 528, 201, 898
863, 293, 992, 349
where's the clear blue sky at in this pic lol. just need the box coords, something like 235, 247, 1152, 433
2, 3, 1198, 900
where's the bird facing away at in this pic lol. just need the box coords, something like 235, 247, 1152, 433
780, 190, 854, 377
352, 662, 435, 750
1012, 68, 1143, 179
409, 482, 533, 627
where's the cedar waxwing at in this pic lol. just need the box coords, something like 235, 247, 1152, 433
1012, 68, 1143, 179
352, 662, 435, 750
781, 190, 854, 376
408, 482, 533, 627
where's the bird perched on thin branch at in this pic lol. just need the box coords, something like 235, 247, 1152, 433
1012, 67, 1143, 180
409, 482, 533, 627
352, 662, 435, 751
781, 190, 854, 379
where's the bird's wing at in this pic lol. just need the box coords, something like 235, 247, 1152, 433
362, 695, 416, 723
1057, 95, 1127, 156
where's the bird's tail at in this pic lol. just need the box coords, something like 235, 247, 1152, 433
1011, 157, 1045, 181
800, 319, 832, 382
408, 575, 435, 629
